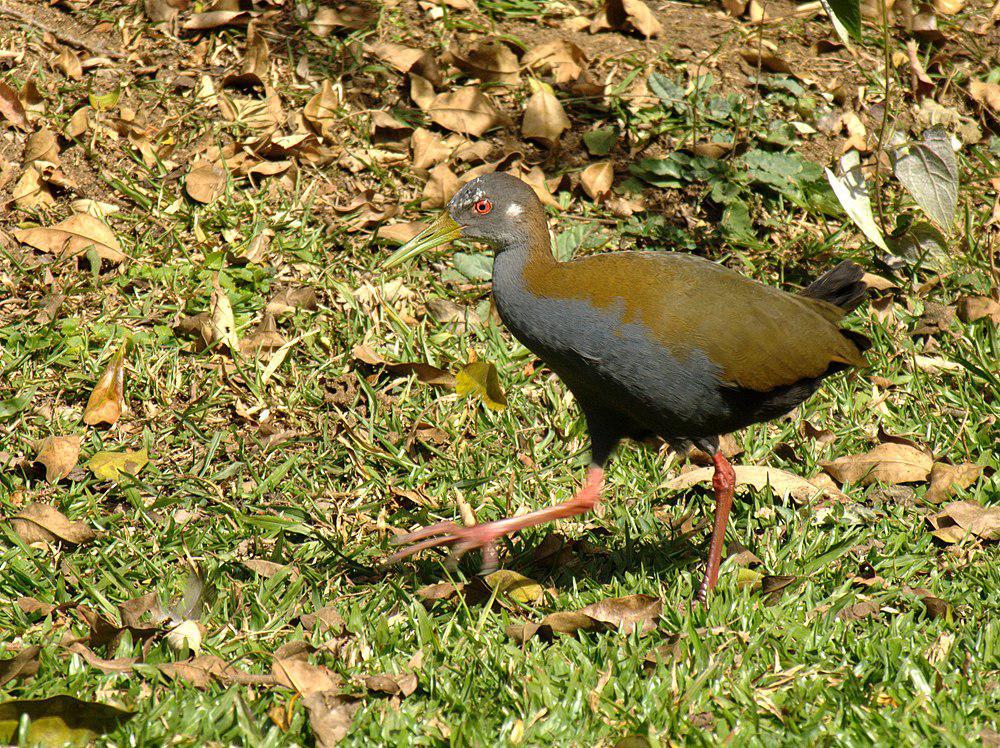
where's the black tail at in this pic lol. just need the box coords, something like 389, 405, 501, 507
800, 261, 869, 313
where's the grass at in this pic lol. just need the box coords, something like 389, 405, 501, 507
1, 0, 999, 745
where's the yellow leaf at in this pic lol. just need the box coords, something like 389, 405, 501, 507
455, 361, 507, 410
88, 85, 121, 112
83, 346, 125, 426
88, 448, 149, 481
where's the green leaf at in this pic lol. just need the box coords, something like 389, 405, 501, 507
0, 695, 133, 746
455, 361, 507, 410
647, 73, 685, 110
0, 390, 33, 421
583, 127, 616, 156
819, 0, 861, 44
451, 252, 493, 281
891, 128, 958, 234
722, 200, 754, 240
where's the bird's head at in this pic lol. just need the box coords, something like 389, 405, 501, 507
383, 172, 543, 269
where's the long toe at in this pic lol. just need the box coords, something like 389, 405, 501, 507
391, 521, 463, 546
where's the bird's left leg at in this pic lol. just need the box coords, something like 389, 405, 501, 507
387, 467, 604, 570
696, 450, 736, 602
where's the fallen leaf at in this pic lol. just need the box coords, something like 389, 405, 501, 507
0, 80, 29, 130
521, 40, 588, 85
185, 161, 226, 203
303, 691, 360, 747
0, 646, 40, 687
209, 278, 240, 353
366, 42, 441, 85
240, 313, 286, 355
63, 642, 137, 674
363, 672, 418, 697
912, 301, 956, 336
837, 598, 881, 621
926, 500, 1000, 543
955, 295, 1000, 324
422, 163, 459, 208
309, 3, 375, 36
925, 462, 984, 503
11, 503, 96, 547
34, 436, 81, 482
353, 345, 456, 387
273, 659, 340, 697
580, 161, 613, 201
506, 611, 609, 643
300, 606, 347, 635
665, 465, 847, 504
483, 570, 544, 604
603, 0, 663, 38
739, 48, 793, 74
304, 80, 341, 141
969, 79, 1000, 115
182, 10, 251, 29
0, 696, 132, 745
88, 448, 149, 481
144, 0, 187, 23
428, 87, 510, 137
455, 360, 507, 410
83, 346, 125, 426
13, 214, 124, 263
12, 166, 55, 208
933, 0, 964, 12
579, 594, 661, 635
891, 127, 958, 234
241, 558, 299, 578
446, 39, 520, 85
159, 655, 276, 689
521, 84, 570, 145
821, 443, 934, 486
409, 73, 436, 110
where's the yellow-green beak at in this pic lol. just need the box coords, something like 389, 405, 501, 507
383, 214, 464, 269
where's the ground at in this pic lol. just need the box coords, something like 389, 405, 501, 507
0, 0, 998, 745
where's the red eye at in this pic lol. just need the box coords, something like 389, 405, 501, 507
474, 199, 492, 215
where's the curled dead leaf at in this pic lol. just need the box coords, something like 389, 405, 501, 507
83, 346, 125, 426
521, 84, 571, 145
955, 295, 1000, 324
580, 161, 613, 201
13, 214, 124, 264
34, 436, 81, 482
185, 161, 226, 204
11, 503, 96, 547
821, 443, 934, 487
601, 0, 663, 38
428, 87, 510, 137
926, 500, 1000, 543
665, 465, 847, 504
925, 462, 985, 503
446, 39, 520, 86
579, 594, 661, 635
353, 345, 456, 387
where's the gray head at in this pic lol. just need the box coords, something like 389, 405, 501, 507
383, 172, 546, 269
445, 173, 543, 249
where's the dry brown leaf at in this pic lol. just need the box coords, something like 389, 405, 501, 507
24, 129, 60, 165
410, 128, 452, 170
54, 47, 83, 80
837, 598, 881, 621
739, 49, 793, 75
363, 672, 418, 697
11, 503, 96, 547
353, 344, 456, 387
521, 85, 570, 145
83, 346, 125, 426
183, 10, 252, 29
521, 40, 587, 85
185, 161, 226, 204
0, 80, 29, 130
309, 3, 375, 36
34, 436, 81, 483
267, 287, 318, 316
969, 79, 1000, 114
272, 659, 340, 697
409, 73, 437, 110
0, 646, 41, 686
13, 214, 124, 263
209, 278, 239, 353
925, 462, 985, 503
304, 80, 341, 141
506, 611, 609, 643
366, 42, 441, 85
955, 295, 1000, 324
144, 0, 188, 23
377, 221, 425, 245
579, 594, 661, 635
241, 558, 298, 578
300, 606, 347, 634
603, 0, 663, 38
303, 691, 360, 747
665, 465, 847, 504
421, 163, 459, 209
912, 301, 956, 336
12, 166, 55, 208
159, 655, 276, 689
926, 500, 1000, 543
66, 106, 89, 138
580, 161, 613, 201
446, 39, 520, 86
822, 443, 933, 486
428, 87, 510, 137
933, 0, 964, 12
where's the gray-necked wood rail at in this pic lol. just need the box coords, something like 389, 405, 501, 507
384, 171, 869, 602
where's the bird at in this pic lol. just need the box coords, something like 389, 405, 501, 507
383, 171, 869, 601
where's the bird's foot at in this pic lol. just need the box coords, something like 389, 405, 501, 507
387, 467, 605, 572
387, 519, 509, 572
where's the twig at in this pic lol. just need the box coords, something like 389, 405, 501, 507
0, 5, 123, 59
871, 0, 894, 240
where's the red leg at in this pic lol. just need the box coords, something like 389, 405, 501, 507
696, 452, 736, 603
388, 467, 604, 570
